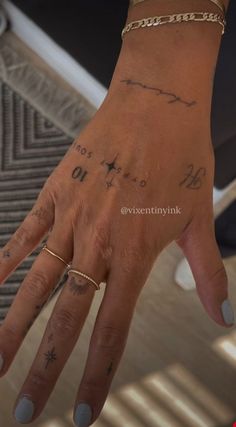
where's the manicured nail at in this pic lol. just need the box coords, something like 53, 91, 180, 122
0, 353, 4, 371
74, 403, 92, 427
14, 397, 35, 423
221, 299, 235, 325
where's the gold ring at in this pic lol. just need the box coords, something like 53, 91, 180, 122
42, 244, 71, 268
67, 269, 100, 291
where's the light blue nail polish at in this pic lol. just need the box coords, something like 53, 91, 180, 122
221, 299, 235, 325
0, 354, 4, 371
14, 397, 34, 423
74, 403, 92, 427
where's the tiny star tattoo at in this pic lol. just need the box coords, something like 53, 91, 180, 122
121, 79, 196, 108
68, 276, 90, 295
47, 333, 54, 343
44, 346, 57, 369
179, 164, 206, 190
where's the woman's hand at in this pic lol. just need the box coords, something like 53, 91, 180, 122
0, 2, 234, 424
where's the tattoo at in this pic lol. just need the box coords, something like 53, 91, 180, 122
101, 155, 147, 189
71, 141, 93, 159
24, 300, 47, 335
179, 164, 206, 189
68, 276, 90, 295
2, 249, 10, 258
31, 207, 49, 225
44, 346, 57, 369
121, 79, 196, 108
107, 361, 113, 376
47, 333, 54, 343
102, 154, 119, 175
106, 177, 115, 190
72, 166, 88, 182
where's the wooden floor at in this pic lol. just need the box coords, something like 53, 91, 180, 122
0, 36, 236, 427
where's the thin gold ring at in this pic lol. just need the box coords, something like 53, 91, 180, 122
67, 269, 100, 291
42, 244, 71, 268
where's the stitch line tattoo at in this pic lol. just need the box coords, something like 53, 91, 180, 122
179, 164, 206, 189
121, 79, 196, 108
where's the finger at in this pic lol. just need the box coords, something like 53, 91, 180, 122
0, 224, 73, 376
73, 247, 153, 427
0, 187, 54, 284
177, 215, 235, 327
13, 230, 107, 424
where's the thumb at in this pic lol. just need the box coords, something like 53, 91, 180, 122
177, 216, 235, 327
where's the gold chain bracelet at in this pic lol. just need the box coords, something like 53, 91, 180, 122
129, 0, 225, 15
121, 12, 226, 38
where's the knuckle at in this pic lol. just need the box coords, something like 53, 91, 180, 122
92, 325, 124, 351
21, 271, 49, 300
50, 308, 78, 337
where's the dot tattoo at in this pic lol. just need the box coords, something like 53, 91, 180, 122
44, 346, 57, 369
72, 166, 88, 183
179, 164, 206, 190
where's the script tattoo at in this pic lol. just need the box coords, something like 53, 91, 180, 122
121, 79, 196, 108
44, 346, 57, 369
68, 276, 90, 295
179, 164, 206, 189
72, 166, 88, 183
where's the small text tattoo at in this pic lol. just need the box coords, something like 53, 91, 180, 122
72, 166, 88, 183
179, 164, 206, 190
121, 79, 197, 108
44, 346, 57, 369
68, 276, 90, 295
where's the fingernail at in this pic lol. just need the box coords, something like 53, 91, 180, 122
0, 353, 4, 371
14, 397, 35, 423
221, 299, 235, 325
74, 403, 92, 427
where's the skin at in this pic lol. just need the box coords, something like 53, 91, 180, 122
0, 0, 231, 424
